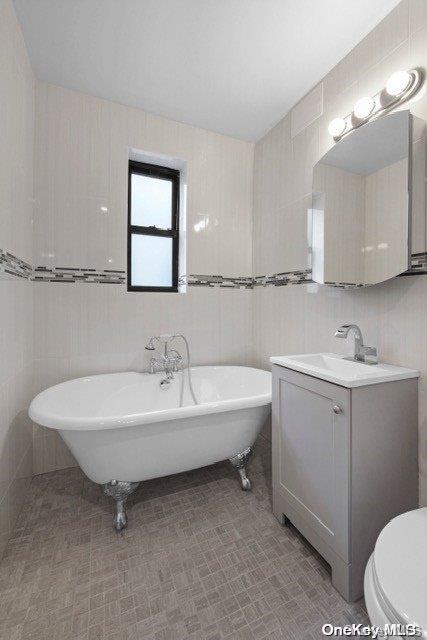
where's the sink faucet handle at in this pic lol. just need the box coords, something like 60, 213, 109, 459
359, 345, 378, 365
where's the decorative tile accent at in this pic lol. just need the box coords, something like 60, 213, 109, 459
407, 251, 427, 273
323, 281, 365, 289
253, 270, 313, 287
0, 249, 32, 280
2, 248, 427, 288
183, 274, 254, 289
33, 265, 126, 284
184, 271, 313, 289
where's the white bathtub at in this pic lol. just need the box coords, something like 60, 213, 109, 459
30, 366, 271, 528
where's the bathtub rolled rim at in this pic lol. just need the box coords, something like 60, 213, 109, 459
29, 366, 272, 432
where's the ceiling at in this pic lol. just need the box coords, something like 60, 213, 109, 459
14, 0, 402, 141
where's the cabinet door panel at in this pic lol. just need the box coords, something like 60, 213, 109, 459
273, 367, 350, 561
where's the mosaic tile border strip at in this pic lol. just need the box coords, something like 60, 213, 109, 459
181, 271, 313, 288
324, 281, 365, 289
2, 247, 427, 288
0, 250, 32, 280
33, 266, 126, 284
407, 252, 427, 273
33, 270, 310, 289
183, 274, 254, 289
253, 270, 313, 287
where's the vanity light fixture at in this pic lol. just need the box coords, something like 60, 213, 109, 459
328, 117, 347, 137
385, 70, 412, 97
328, 68, 423, 141
353, 96, 375, 120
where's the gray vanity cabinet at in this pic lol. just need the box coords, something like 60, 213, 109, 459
272, 364, 418, 602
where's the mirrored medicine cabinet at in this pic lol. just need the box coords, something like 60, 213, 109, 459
311, 110, 426, 286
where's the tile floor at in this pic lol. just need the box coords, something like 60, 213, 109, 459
0, 438, 368, 640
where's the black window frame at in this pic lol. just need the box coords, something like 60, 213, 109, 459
127, 160, 180, 292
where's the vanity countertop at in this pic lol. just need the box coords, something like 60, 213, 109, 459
270, 353, 419, 388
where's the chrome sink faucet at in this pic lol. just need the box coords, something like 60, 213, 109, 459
334, 324, 378, 364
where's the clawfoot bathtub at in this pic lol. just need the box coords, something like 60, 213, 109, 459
29, 366, 271, 530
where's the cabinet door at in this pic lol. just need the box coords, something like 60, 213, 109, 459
272, 366, 350, 561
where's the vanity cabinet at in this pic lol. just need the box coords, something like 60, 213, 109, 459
272, 364, 418, 602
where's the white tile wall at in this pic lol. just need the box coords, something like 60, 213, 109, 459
0, 0, 34, 555
291, 84, 323, 139
33, 83, 255, 473
410, 0, 427, 32
253, 0, 427, 504
34, 83, 253, 277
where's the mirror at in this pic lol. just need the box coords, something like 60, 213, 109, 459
311, 110, 425, 286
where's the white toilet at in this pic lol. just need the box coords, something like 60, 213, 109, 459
364, 508, 427, 638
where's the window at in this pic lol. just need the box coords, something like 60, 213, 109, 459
128, 160, 180, 292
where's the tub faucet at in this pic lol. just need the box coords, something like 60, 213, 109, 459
334, 324, 378, 364
145, 335, 183, 377
145, 334, 198, 405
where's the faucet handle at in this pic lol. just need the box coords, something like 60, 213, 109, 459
173, 353, 183, 371
360, 345, 378, 365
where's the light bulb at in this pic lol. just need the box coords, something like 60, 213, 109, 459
353, 97, 375, 120
386, 70, 411, 97
328, 118, 346, 138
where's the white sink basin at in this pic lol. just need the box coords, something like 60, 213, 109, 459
270, 353, 419, 388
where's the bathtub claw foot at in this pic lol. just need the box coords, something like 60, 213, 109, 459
113, 500, 128, 531
238, 468, 251, 491
102, 480, 140, 531
229, 447, 253, 491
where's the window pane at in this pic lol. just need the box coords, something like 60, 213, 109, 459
131, 173, 172, 228
131, 234, 173, 288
